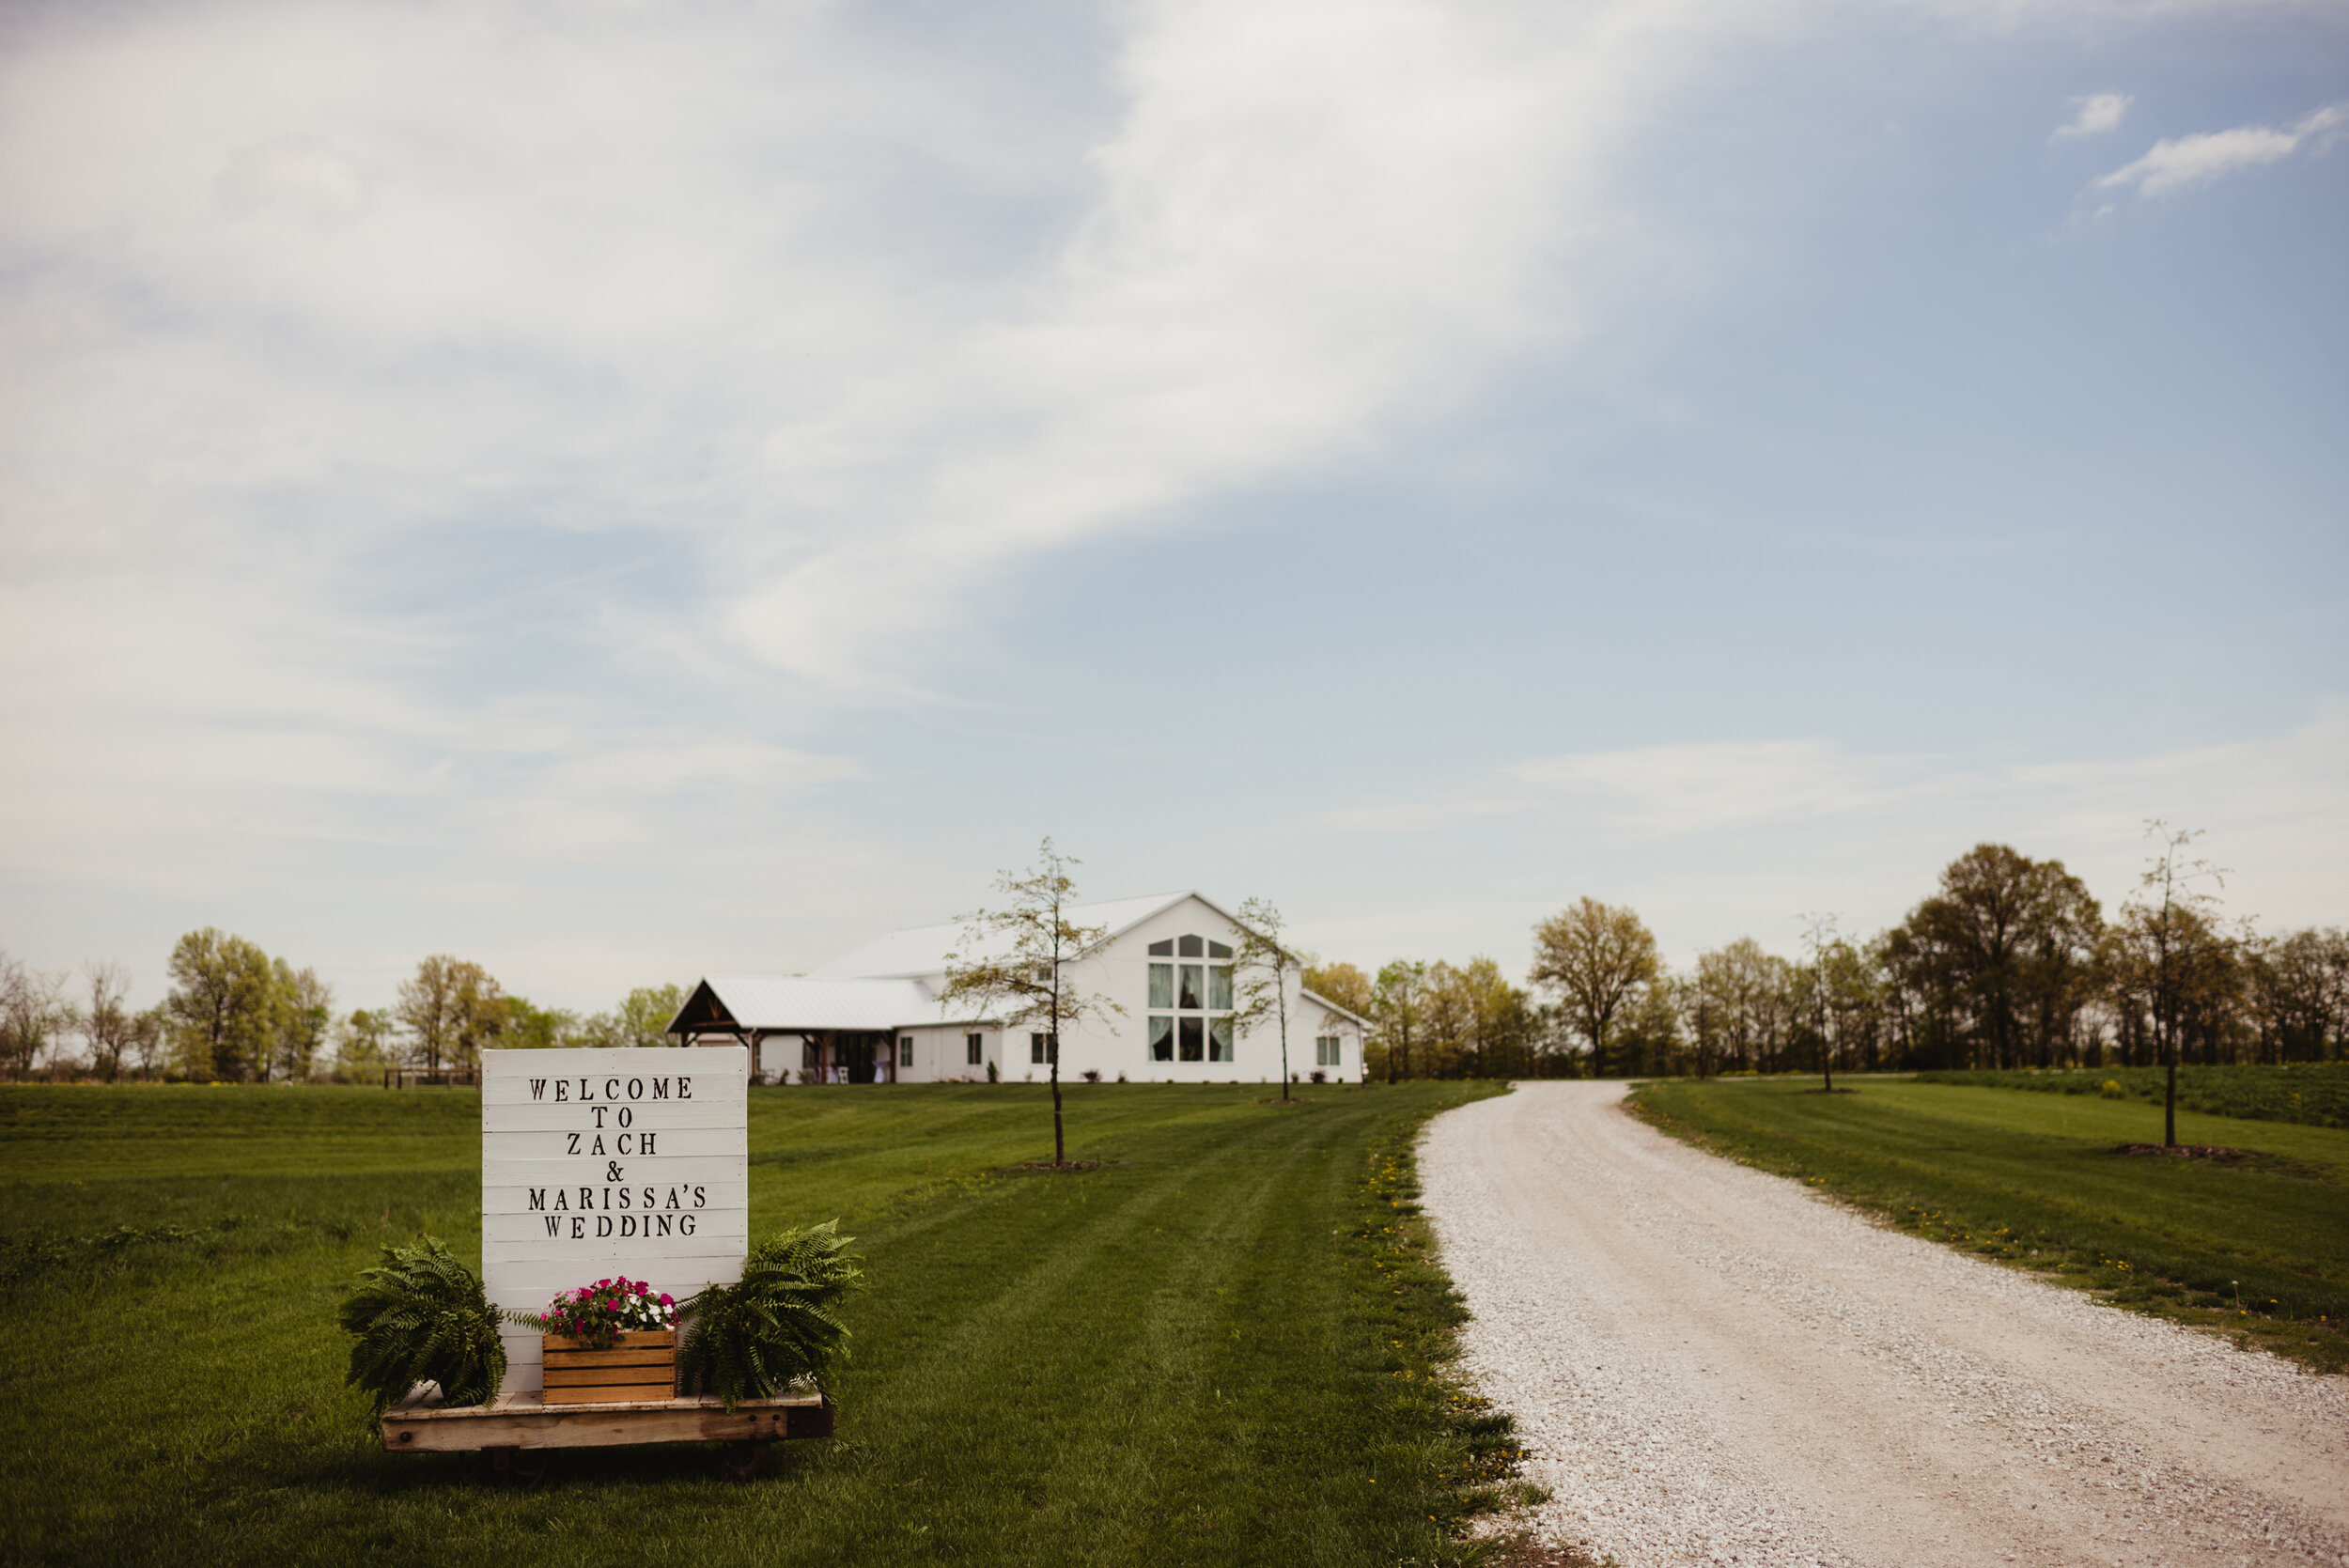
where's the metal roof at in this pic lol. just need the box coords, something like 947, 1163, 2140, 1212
808, 891, 1206, 980
677, 974, 988, 1033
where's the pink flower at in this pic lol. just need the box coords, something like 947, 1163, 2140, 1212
658, 1293, 673, 1307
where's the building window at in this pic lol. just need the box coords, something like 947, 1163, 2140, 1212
967, 1032, 983, 1065
1146, 934, 1237, 1068
1031, 1032, 1055, 1064
898, 1035, 913, 1067
802, 1040, 818, 1069
1315, 1035, 1341, 1067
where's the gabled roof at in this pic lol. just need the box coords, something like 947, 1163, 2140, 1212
667, 974, 989, 1034
1301, 988, 1372, 1031
810, 890, 1236, 980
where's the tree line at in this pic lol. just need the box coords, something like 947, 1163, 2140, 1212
0, 929, 685, 1082
1304, 833, 2349, 1081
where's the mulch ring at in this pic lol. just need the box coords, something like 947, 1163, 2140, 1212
1256, 1095, 1315, 1106
2111, 1142, 2248, 1162
1004, 1160, 1102, 1172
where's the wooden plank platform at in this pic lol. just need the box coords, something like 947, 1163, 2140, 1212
381, 1389, 832, 1452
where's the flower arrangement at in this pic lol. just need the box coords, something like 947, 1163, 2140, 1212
513, 1276, 677, 1350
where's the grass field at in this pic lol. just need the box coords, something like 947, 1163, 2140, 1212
0, 1080, 1524, 1568
1913, 1063, 2349, 1129
1629, 1077, 2349, 1374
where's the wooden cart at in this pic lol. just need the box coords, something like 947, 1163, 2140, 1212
381, 1388, 833, 1482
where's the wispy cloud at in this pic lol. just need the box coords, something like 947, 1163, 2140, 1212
2052, 91, 2130, 140
2092, 101, 2347, 200
1315, 705, 2349, 943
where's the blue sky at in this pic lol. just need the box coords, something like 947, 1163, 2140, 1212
2, 0, 2342, 1014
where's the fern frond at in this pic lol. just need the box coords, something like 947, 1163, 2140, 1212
335, 1235, 507, 1415
678, 1220, 866, 1409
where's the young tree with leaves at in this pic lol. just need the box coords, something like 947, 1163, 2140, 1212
396, 955, 507, 1074
1230, 896, 1305, 1099
333, 1008, 399, 1082
164, 928, 277, 1081
1371, 959, 1427, 1081
941, 839, 1123, 1166
1530, 898, 1661, 1078
2123, 822, 2231, 1148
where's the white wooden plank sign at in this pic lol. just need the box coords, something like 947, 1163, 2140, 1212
481, 1046, 750, 1399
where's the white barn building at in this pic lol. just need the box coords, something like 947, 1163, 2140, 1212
665, 892, 1366, 1086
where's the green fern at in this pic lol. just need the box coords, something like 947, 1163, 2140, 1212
679, 1220, 865, 1408
335, 1235, 507, 1414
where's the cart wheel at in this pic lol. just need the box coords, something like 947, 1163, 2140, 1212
718, 1442, 769, 1482
464, 1446, 551, 1487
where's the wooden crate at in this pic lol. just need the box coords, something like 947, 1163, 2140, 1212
542, 1328, 676, 1405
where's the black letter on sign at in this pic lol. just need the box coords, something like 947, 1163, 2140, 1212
543, 1217, 562, 1237
554, 1080, 569, 1103
693, 1185, 707, 1208
628, 1078, 643, 1100
640, 1132, 656, 1157
679, 1214, 697, 1236
605, 1160, 623, 1182
652, 1078, 670, 1100
528, 1188, 546, 1212
617, 1107, 633, 1128
529, 1079, 547, 1101
592, 1106, 608, 1129
571, 1217, 585, 1239
678, 1077, 692, 1099
605, 1078, 620, 1102
566, 1133, 581, 1156
597, 1215, 614, 1237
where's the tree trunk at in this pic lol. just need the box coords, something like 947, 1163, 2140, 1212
1278, 986, 1290, 1102
1050, 1034, 1065, 1164
2164, 1033, 2178, 1149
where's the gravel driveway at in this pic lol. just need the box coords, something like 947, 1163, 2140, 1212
1420, 1081, 2349, 1568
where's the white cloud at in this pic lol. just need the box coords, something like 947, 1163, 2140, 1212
1318, 704, 2349, 959
2092, 101, 2347, 199
2052, 91, 2130, 139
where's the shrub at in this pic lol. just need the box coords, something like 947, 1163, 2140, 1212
679, 1220, 866, 1408
336, 1235, 507, 1414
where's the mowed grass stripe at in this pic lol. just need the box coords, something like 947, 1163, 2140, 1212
0, 1081, 1504, 1568
1631, 1077, 2349, 1374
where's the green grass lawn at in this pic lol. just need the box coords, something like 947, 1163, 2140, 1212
0, 1080, 1523, 1568
1913, 1063, 2349, 1129
1629, 1076, 2349, 1374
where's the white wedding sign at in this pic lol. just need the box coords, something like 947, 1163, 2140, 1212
480, 1045, 750, 1399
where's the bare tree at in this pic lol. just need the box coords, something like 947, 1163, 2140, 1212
82, 961, 135, 1081
1530, 898, 1661, 1077
1799, 913, 1841, 1092
1230, 896, 1303, 1099
941, 839, 1124, 1166
0, 954, 70, 1080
